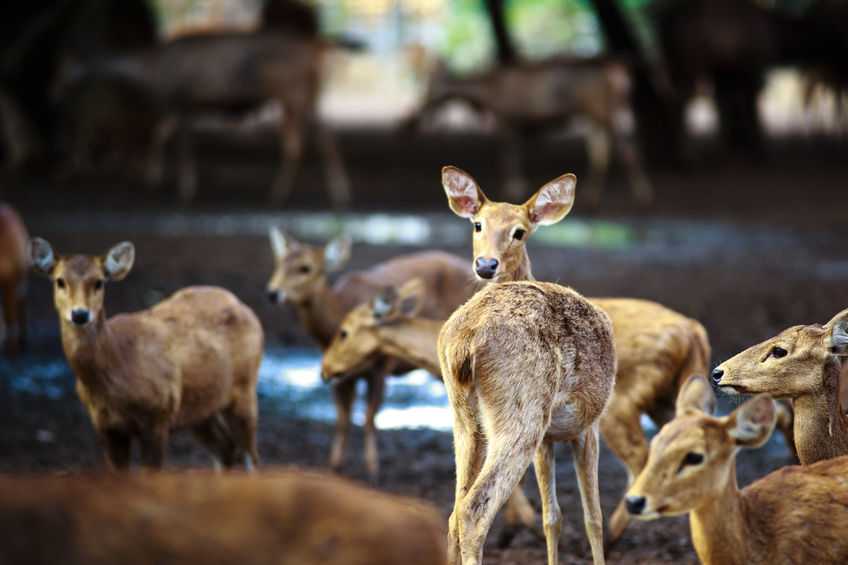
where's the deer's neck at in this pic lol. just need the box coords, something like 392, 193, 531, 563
377, 318, 444, 377
60, 312, 124, 396
293, 280, 345, 348
505, 253, 534, 282
792, 375, 848, 464
690, 466, 751, 565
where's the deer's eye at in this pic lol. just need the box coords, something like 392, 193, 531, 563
94, 280, 104, 291
513, 228, 526, 241
339, 330, 348, 340
770, 346, 788, 359
298, 265, 311, 274
473, 222, 482, 233
677, 452, 704, 473
56, 278, 66, 289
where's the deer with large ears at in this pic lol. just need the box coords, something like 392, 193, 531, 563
29, 238, 263, 470
266, 230, 474, 481
441, 165, 720, 543
713, 308, 848, 465
627, 375, 848, 565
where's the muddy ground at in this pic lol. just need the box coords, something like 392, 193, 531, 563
1, 129, 846, 564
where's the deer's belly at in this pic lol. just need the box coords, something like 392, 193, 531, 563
545, 402, 583, 442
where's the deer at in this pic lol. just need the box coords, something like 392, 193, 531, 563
266, 230, 474, 482
440, 165, 724, 544
712, 308, 848, 465
0, 469, 446, 565
626, 374, 848, 565
0, 204, 28, 355
29, 238, 263, 470
320, 278, 539, 540
407, 56, 652, 206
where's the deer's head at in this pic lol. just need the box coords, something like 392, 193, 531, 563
320, 279, 424, 382
441, 166, 576, 282
626, 375, 776, 519
267, 228, 351, 305
712, 308, 848, 399
29, 238, 134, 327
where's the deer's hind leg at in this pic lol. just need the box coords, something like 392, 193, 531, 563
534, 439, 561, 565
194, 412, 241, 470
573, 421, 606, 565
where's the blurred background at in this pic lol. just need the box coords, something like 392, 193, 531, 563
0, 1, 845, 563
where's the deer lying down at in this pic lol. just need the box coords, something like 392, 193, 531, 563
0, 204, 28, 355
267, 231, 474, 481
29, 238, 263, 470
0, 469, 446, 565
713, 308, 848, 465
627, 375, 848, 565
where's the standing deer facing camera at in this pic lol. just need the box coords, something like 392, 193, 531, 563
713, 308, 848, 465
439, 167, 617, 565
627, 375, 848, 565
29, 238, 263, 469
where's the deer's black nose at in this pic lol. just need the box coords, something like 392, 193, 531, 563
474, 257, 499, 279
71, 309, 90, 326
268, 290, 281, 304
711, 368, 724, 384
625, 496, 646, 515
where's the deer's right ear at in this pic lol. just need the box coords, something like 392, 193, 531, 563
269, 227, 288, 258
324, 236, 351, 272
524, 173, 576, 226
442, 166, 487, 218
675, 375, 716, 416
726, 394, 777, 448
104, 242, 135, 282
826, 308, 848, 356
28, 238, 56, 275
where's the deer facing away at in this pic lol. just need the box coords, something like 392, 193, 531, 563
266, 230, 473, 481
29, 238, 263, 469
713, 308, 848, 465
627, 374, 848, 565
0, 204, 28, 355
0, 469, 446, 565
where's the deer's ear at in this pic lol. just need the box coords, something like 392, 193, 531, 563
524, 173, 576, 226
826, 309, 848, 356
726, 394, 776, 448
324, 236, 351, 272
396, 278, 425, 319
103, 242, 135, 282
29, 237, 56, 275
269, 227, 289, 258
675, 375, 716, 416
371, 286, 399, 321
442, 166, 487, 218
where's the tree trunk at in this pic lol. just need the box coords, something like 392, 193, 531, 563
483, 0, 517, 65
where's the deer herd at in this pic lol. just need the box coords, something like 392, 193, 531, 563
1, 164, 847, 564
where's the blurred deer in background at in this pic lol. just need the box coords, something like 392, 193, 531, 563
0, 470, 447, 565
713, 308, 848, 465
627, 375, 848, 565
320, 278, 538, 540
267, 230, 473, 481
409, 57, 653, 207
0, 204, 28, 355
440, 167, 617, 564
29, 238, 263, 469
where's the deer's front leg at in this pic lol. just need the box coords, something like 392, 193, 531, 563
100, 428, 132, 470
139, 424, 169, 469
364, 372, 385, 483
329, 377, 356, 473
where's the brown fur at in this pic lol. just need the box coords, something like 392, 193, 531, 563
715, 308, 848, 464
267, 231, 474, 480
30, 239, 263, 469
628, 376, 848, 565
0, 204, 28, 355
0, 469, 446, 565
442, 165, 714, 543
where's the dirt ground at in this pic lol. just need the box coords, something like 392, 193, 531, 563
1, 129, 845, 563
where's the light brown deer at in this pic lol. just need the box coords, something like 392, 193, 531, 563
440, 165, 717, 543
0, 204, 28, 355
0, 469, 446, 565
713, 308, 848, 465
266, 230, 473, 481
320, 278, 538, 538
409, 57, 652, 206
627, 375, 848, 565
29, 238, 263, 470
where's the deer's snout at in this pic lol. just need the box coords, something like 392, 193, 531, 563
474, 257, 499, 279
71, 308, 91, 326
267, 289, 284, 305
625, 495, 646, 516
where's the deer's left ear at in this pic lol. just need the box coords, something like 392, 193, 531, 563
726, 394, 776, 448
524, 173, 576, 226
103, 242, 135, 282
442, 166, 488, 218
675, 375, 716, 417
826, 308, 848, 355
324, 236, 351, 272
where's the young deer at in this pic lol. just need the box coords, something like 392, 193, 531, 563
409, 57, 652, 205
0, 204, 28, 355
441, 165, 718, 543
320, 278, 538, 537
713, 308, 848, 465
30, 238, 263, 469
627, 375, 848, 565
0, 470, 446, 565
267, 230, 473, 481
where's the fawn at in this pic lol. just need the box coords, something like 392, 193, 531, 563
0, 204, 28, 355
30, 238, 263, 469
627, 374, 848, 565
